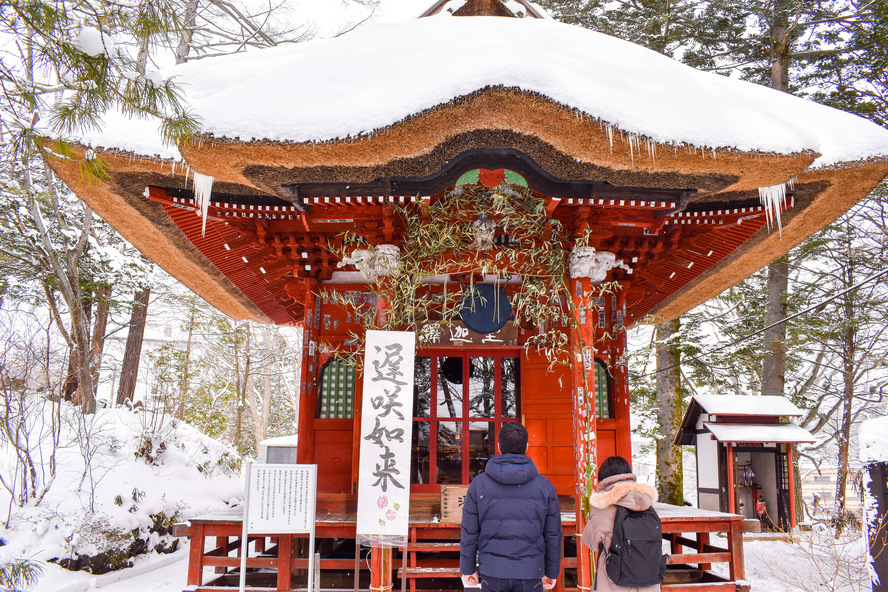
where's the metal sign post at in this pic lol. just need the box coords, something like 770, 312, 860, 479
239, 463, 318, 592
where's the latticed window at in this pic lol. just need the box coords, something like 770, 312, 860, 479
317, 358, 355, 419
594, 359, 613, 419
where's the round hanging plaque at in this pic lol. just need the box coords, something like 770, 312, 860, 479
459, 284, 512, 334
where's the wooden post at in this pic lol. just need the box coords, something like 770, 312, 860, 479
215, 536, 228, 574
296, 280, 319, 465
786, 444, 796, 530
728, 522, 745, 581
277, 535, 293, 591
698, 532, 711, 571
370, 546, 393, 592
187, 523, 206, 586
726, 442, 736, 514
568, 277, 597, 590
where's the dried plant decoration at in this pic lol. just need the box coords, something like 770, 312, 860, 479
323, 183, 625, 370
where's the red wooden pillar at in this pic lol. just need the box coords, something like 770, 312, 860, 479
296, 279, 319, 465
187, 523, 206, 586
786, 444, 797, 529
726, 442, 736, 514
727, 523, 745, 581
568, 276, 597, 590
277, 535, 293, 591
370, 546, 394, 592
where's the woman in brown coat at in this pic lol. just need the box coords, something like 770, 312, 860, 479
580, 456, 661, 592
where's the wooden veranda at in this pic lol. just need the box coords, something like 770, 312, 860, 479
173, 496, 759, 592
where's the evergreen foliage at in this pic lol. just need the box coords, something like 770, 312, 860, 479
0, 559, 43, 592
1, 0, 200, 152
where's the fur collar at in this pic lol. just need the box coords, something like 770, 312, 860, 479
589, 476, 659, 509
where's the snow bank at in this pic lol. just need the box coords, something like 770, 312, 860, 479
77, 16, 888, 169
0, 404, 243, 564
859, 416, 888, 464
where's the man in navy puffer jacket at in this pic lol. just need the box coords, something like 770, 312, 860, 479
460, 423, 562, 592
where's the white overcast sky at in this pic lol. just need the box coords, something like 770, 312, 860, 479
291, 0, 427, 36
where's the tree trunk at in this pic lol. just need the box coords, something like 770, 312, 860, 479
63, 292, 92, 402
176, 0, 199, 63
834, 261, 856, 518
234, 324, 243, 448
72, 296, 96, 414
89, 284, 111, 399
656, 318, 684, 505
116, 288, 150, 406
770, 0, 791, 93
177, 297, 197, 418
761, 258, 789, 396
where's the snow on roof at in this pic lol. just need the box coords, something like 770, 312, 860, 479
859, 416, 888, 463
692, 394, 804, 417
703, 422, 816, 444
259, 434, 299, 447
77, 16, 888, 168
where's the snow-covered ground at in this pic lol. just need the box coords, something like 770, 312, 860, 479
24, 530, 873, 592
2, 403, 876, 592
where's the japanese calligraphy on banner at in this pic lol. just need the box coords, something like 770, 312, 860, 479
418, 320, 518, 346
356, 330, 416, 548
246, 464, 317, 534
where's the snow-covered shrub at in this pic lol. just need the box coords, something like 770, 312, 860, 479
757, 528, 871, 591
0, 315, 63, 510
0, 404, 243, 574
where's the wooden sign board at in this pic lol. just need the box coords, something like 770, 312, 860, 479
441, 485, 470, 524
419, 321, 518, 347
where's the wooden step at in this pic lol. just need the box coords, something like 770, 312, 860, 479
404, 542, 460, 552
398, 567, 462, 579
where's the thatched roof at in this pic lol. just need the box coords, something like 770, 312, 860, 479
48, 11, 888, 325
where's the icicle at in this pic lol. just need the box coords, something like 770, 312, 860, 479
628, 134, 635, 166
605, 124, 614, 153
193, 172, 215, 237
758, 183, 786, 236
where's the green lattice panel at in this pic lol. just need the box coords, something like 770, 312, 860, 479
319, 359, 355, 419
594, 360, 611, 419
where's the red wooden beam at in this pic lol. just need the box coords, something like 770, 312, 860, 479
786, 444, 796, 530
726, 443, 735, 515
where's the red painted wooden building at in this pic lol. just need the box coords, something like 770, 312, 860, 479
47, 1, 888, 591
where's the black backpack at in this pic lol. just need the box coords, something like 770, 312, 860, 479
595, 506, 668, 589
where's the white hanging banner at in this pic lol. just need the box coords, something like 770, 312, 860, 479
356, 330, 416, 548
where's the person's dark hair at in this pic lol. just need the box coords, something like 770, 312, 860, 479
498, 423, 528, 454
598, 456, 632, 481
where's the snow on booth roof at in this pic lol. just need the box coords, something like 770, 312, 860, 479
674, 395, 810, 446
703, 422, 816, 444
859, 416, 888, 464
690, 394, 804, 417
78, 15, 888, 168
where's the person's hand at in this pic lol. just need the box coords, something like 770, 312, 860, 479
542, 577, 557, 590
462, 572, 479, 587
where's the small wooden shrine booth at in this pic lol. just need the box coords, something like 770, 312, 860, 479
46, 0, 888, 591
675, 395, 817, 530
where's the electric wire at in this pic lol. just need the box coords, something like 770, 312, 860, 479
645, 265, 888, 376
